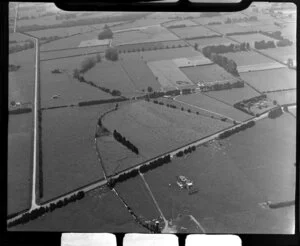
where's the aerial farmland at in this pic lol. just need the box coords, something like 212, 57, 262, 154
7, 2, 296, 234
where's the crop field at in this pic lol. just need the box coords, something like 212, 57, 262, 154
180, 64, 237, 85
11, 189, 148, 232
127, 47, 201, 62
102, 101, 230, 159
144, 113, 295, 233
84, 61, 141, 97
148, 60, 194, 90
27, 25, 94, 38
9, 32, 30, 43
208, 24, 256, 34
9, 48, 35, 104
229, 33, 278, 47
40, 60, 114, 108
170, 25, 219, 39
40, 29, 106, 51
223, 51, 285, 72
8, 113, 32, 215
111, 26, 179, 46
97, 135, 145, 177
266, 90, 296, 105
163, 19, 198, 28
115, 175, 161, 220
41, 105, 113, 202
240, 68, 296, 92
40, 45, 108, 61
116, 40, 187, 53
176, 93, 251, 121
187, 36, 237, 48
120, 59, 161, 92
172, 55, 213, 67
205, 84, 260, 105
259, 45, 296, 65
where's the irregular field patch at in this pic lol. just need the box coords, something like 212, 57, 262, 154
102, 101, 231, 160
176, 93, 251, 121
171, 25, 219, 39
148, 60, 194, 90
8, 113, 32, 215
240, 68, 296, 92
41, 106, 112, 202
40, 59, 114, 108
112, 26, 179, 46
180, 64, 237, 85
266, 90, 296, 105
205, 84, 260, 105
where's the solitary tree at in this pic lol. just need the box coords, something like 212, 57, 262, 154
147, 86, 153, 93
105, 47, 119, 61
194, 43, 198, 50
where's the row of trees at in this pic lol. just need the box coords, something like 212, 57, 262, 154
268, 107, 283, 119
226, 31, 258, 36
207, 21, 222, 25
7, 191, 85, 227
210, 53, 239, 76
202, 80, 244, 92
186, 34, 221, 40
9, 64, 21, 72
55, 13, 77, 20
9, 108, 32, 115
78, 98, 127, 107
176, 146, 196, 157
168, 24, 186, 29
224, 16, 258, 24
140, 155, 171, 173
219, 121, 255, 139
254, 40, 276, 49
113, 130, 139, 155
118, 43, 189, 54
202, 42, 251, 55
9, 40, 34, 54
259, 30, 285, 41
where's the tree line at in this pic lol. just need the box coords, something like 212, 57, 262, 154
219, 121, 255, 139
176, 146, 196, 157
206, 53, 239, 76
7, 191, 85, 228
201, 80, 244, 92
118, 43, 189, 53
226, 31, 258, 36
107, 155, 172, 189
78, 98, 127, 107
9, 108, 32, 115
113, 130, 139, 155
224, 16, 258, 24
202, 42, 251, 55
254, 40, 276, 49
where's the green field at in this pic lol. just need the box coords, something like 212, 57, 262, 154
176, 93, 251, 121
266, 90, 296, 105
259, 45, 296, 65
240, 68, 296, 92
102, 101, 231, 159
8, 113, 33, 215
41, 106, 112, 201
171, 25, 219, 39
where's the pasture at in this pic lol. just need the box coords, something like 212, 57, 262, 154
176, 93, 251, 121
8, 113, 32, 215
102, 101, 231, 159
144, 113, 295, 233
111, 26, 179, 46
40, 59, 114, 108
259, 45, 296, 65
97, 135, 145, 177
205, 84, 260, 105
41, 105, 112, 202
187, 36, 237, 48
223, 51, 285, 72
240, 68, 296, 92
171, 25, 219, 39
266, 90, 296, 105
120, 59, 161, 92
127, 47, 201, 62
84, 61, 141, 97
148, 60, 194, 90
180, 64, 237, 85
9, 48, 35, 104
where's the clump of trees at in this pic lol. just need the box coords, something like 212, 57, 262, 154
113, 130, 139, 154
210, 53, 239, 76
182, 88, 194, 95
259, 30, 285, 40
202, 42, 250, 55
9, 64, 20, 72
105, 47, 119, 61
98, 25, 113, 40
268, 107, 283, 119
276, 39, 293, 47
168, 24, 186, 29
219, 121, 255, 139
9, 108, 32, 115
176, 146, 196, 157
233, 94, 267, 116
254, 40, 276, 49
7, 191, 85, 227
79, 57, 97, 73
